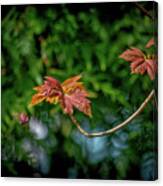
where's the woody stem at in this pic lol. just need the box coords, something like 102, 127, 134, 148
134, 2, 154, 21
70, 89, 155, 138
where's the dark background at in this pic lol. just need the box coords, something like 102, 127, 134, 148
1, 1, 158, 180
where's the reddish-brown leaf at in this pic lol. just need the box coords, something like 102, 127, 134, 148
30, 75, 92, 117
145, 38, 155, 48
63, 88, 92, 117
62, 75, 92, 117
145, 58, 157, 80
119, 47, 157, 80
119, 47, 145, 62
30, 76, 63, 106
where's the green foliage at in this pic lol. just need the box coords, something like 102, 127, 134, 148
1, 2, 157, 179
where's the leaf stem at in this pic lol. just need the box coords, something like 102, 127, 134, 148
70, 89, 155, 138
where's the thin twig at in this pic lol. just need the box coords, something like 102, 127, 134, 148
70, 89, 155, 138
134, 2, 154, 21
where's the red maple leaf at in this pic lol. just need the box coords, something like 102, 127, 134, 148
31, 76, 63, 106
62, 75, 92, 117
30, 75, 92, 117
119, 40, 157, 80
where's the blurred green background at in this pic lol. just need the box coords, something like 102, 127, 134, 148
1, 2, 157, 180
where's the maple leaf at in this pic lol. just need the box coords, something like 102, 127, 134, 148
30, 75, 92, 117
62, 75, 92, 117
119, 47, 157, 80
30, 76, 63, 106
119, 47, 145, 63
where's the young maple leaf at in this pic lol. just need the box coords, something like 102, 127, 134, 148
119, 39, 157, 80
30, 76, 63, 106
30, 75, 92, 117
62, 75, 92, 117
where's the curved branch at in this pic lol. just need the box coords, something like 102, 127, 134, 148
70, 89, 155, 138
